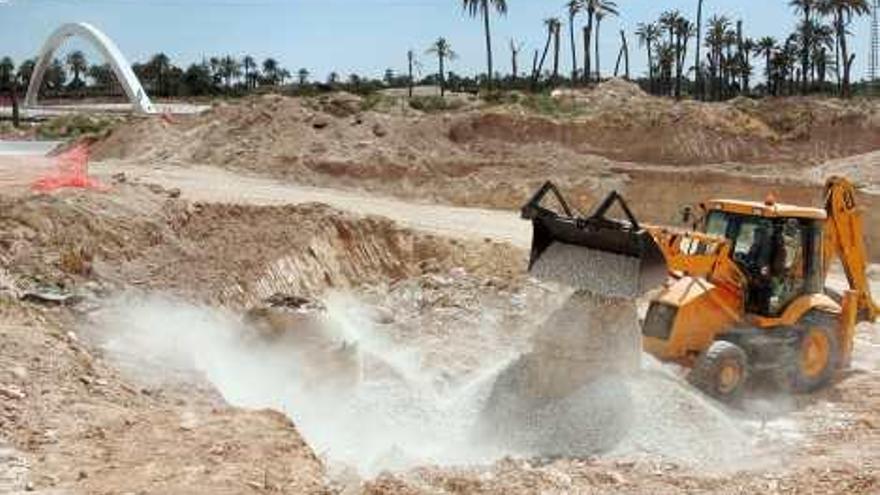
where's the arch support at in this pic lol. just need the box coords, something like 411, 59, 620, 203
25, 22, 155, 114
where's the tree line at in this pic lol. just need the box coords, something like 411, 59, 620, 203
427, 0, 875, 99
1, 0, 877, 105
0, 52, 301, 99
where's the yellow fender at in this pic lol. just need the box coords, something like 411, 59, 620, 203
752, 293, 841, 329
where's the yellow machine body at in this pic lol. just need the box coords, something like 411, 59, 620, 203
641, 177, 876, 387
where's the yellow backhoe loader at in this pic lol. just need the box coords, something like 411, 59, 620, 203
522, 177, 878, 401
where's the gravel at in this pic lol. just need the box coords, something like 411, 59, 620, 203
530, 242, 642, 298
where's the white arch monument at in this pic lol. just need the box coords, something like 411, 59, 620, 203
25, 22, 155, 114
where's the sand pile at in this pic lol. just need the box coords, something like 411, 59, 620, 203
478, 240, 753, 463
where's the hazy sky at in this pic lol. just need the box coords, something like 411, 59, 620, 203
0, 0, 876, 82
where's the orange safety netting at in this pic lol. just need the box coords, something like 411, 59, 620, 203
31, 144, 108, 192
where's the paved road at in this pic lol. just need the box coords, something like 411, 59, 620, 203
92, 162, 533, 248
0, 103, 209, 118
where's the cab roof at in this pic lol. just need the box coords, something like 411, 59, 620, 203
706, 199, 827, 220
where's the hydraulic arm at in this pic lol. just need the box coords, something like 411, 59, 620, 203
823, 177, 879, 322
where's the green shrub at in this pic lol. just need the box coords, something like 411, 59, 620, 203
408, 95, 465, 113
520, 92, 584, 117
37, 114, 117, 140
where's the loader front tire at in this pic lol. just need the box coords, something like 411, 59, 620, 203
688, 341, 749, 403
774, 313, 839, 393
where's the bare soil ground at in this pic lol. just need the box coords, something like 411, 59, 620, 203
1, 84, 878, 493
95, 81, 880, 203
89, 81, 880, 259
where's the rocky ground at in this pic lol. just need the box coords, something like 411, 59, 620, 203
0, 85, 878, 493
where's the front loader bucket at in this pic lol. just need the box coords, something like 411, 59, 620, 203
521, 182, 668, 297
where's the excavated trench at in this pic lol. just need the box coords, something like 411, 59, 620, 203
16, 191, 768, 481
0, 183, 803, 490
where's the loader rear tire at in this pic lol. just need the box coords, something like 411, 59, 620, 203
774, 313, 839, 394
688, 341, 749, 403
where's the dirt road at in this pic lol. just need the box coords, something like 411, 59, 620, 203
93, 161, 880, 287
93, 161, 532, 248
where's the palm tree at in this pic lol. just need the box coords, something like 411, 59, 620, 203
705, 15, 731, 100
566, 0, 581, 80
278, 69, 291, 85
17, 58, 36, 89
297, 68, 310, 85
46, 58, 67, 90
462, 0, 508, 86
789, 0, 817, 92
740, 38, 756, 94
147, 53, 171, 96
242, 55, 256, 89
636, 22, 660, 93
0, 57, 17, 127
582, 0, 618, 82
756, 36, 778, 95
262, 58, 279, 85
407, 50, 416, 97
220, 55, 241, 89
509, 39, 523, 79
535, 18, 559, 83
0, 57, 14, 88
427, 37, 457, 96
208, 57, 222, 86
694, 0, 705, 99
819, 0, 871, 97
594, 10, 610, 81
65, 50, 87, 87
87, 63, 115, 91
552, 18, 563, 81
658, 10, 684, 95
673, 16, 694, 98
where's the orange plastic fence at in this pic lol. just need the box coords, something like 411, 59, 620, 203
31, 144, 107, 192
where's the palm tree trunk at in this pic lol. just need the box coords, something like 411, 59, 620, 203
408, 51, 414, 98
834, 11, 842, 95
511, 46, 519, 79
553, 25, 561, 82
584, 14, 594, 82
532, 49, 539, 81
483, 2, 494, 86
595, 18, 602, 81
838, 11, 851, 98
695, 0, 704, 100
744, 52, 751, 94
569, 13, 578, 81
622, 30, 629, 80
647, 44, 654, 94
674, 35, 683, 99
535, 29, 553, 83
439, 54, 446, 97
10, 83, 19, 128
801, 8, 810, 94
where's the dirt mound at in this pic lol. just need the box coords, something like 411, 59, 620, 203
451, 93, 880, 166
552, 77, 650, 104
0, 184, 522, 309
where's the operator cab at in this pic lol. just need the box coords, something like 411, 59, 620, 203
702, 198, 826, 317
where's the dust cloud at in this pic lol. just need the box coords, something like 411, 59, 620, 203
89, 287, 767, 479
90, 292, 510, 477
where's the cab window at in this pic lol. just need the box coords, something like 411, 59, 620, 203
705, 211, 730, 238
